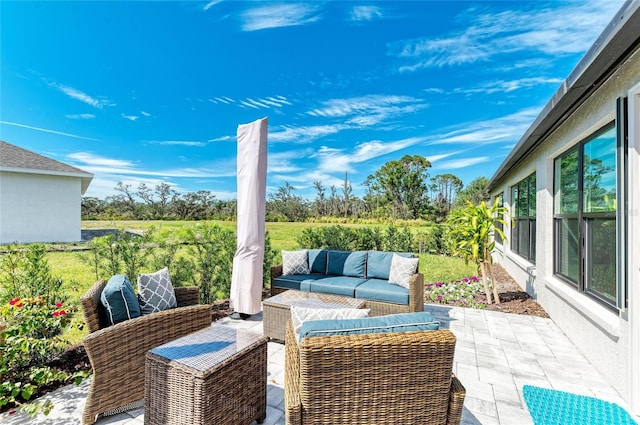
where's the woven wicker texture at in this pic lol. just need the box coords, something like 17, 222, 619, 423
80, 280, 212, 425
145, 325, 267, 425
523, 385, 638, 425
284, 320, 465, 425
263, 290, 366, 342
270, 264, 424, 316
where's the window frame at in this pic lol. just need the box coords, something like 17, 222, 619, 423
510, 173, 536, 263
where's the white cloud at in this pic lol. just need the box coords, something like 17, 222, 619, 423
122, 114, 139, 121
390, 1, 620, 71
269, 123, 347, 143
240, 3, 322, 31
435, 157, 490, 169
203, 0, 223, 11
67, 152, 134, 168
65, 113, 95, 119
455, 77, 563, 95
350, 6, 383, 22
0, 120, 99, 141
207, 135, 234, 142
49, 82, 112, 108
145, 140, 207, 146
140, 111, 151, 117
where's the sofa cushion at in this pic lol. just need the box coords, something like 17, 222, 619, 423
282, 250, 310, 275
101, 274, 141, 325
327, 250, 367, 278
290, 306, 370, 341
355, 278, 410, 306
298, 311, 440, 340
137, 267, 178, 315
301, 276, 367, 297
367, 251, 414, 280
273, 273, 326, 291
388, 254, 419, 289
308, 249, 328, 274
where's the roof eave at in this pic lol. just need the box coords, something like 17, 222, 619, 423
488, 0, 640, 191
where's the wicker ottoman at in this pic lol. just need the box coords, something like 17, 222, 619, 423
262, 289, 367, 342
145, 324, 267, 425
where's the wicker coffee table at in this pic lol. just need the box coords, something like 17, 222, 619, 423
262, 289, 367, 342
145, 324, 267, 425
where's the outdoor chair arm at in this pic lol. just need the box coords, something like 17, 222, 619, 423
284, 320, 302, 425
447, 375, 466, 425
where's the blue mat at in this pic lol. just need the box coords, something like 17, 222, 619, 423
523, 385, 638, 425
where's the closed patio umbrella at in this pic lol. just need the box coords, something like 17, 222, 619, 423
229, 117, 268, 318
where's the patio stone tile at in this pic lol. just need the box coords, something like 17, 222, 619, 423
463, 394, 498, 418
478, 367, 517, 389
496, 402, 533, 425
462, 410, 500, 425
493, 383, 522, 407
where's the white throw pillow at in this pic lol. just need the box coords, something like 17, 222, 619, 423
290, 306, 370, 341
137, 267, 178, 315
388, 253, 419, 289
282, 250, 310, 275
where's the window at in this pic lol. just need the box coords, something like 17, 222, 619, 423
553, 123, 617, 307
511, 174, 536, 262
494, 192, 504, 245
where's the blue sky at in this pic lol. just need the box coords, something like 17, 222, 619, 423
0, 0, 623, 201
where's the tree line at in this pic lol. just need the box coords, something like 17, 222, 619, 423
82, 155, 490, 222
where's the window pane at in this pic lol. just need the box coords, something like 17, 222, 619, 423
528, 174, 536, 217
530, 220, 536, 262
511, 218, 518, 253
555, 148, 579, 214
518, 180, 528, 219
583, 126, 616, 213
511, 185, 518, 217
518, 219, 530, 259
556, 218, 579, 282
585, 218, 616, 303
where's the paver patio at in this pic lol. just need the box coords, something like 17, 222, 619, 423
2, 303, 637, 425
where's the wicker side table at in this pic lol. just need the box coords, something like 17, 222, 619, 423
145, 324, 267, 425
262, 289, 367, 342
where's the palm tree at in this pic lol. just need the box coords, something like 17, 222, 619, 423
450, 198, 508, 304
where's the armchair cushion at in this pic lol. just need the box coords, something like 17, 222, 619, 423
100, 274, 140, 326
298, 311, 439, 340
290, 306, 370, 340
388, 253, 419, 289
282, 250, 310, 276
137, 267, 177, 315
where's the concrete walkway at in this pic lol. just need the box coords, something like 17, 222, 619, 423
2, 304, 636, 425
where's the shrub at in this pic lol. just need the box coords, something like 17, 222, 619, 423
0, 297, 86, 416
295, 225, 415, 252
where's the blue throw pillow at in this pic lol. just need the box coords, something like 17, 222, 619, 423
298, 311, 440, 340
308, 249, 328, 274
101, 275, 141, 326
367, 251, 414, 280
327, 250, 367, 277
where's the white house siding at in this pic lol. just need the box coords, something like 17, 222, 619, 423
0, 171, 82, 243
491, 46, 640, 406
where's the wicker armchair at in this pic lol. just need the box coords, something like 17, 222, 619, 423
80, 280, 212, 425
284, 320, 465, 425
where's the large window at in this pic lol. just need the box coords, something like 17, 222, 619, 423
511, 174, 536, 262
494, 192, 504, 245
553, 123, 617, 307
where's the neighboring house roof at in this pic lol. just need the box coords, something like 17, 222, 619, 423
0, 140, 93, 194
488, 0, 640, 190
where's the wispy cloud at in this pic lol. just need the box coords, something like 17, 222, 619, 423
240, 3, 322, 31
350, 6, 383, 22
270, 123, 347, 143
48, 81, 112, 108
203, 0, 223, 11
140, 111, 151, 117
0, 120, 99, 141
389, 1, 620, 71
214, 95, 291, 109
435, 157, 490, 169
455, 77, 563, 95
145, 140, 207, 147
122, 114, 139, 121
427, 107, 540, 146
207, 135, 234, 143
66, 113, 95, 119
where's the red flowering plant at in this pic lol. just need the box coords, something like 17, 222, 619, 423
0, 297, 84, 416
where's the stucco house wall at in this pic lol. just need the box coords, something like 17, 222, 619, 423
488, 2, 640, 414
0, 141, 93, 244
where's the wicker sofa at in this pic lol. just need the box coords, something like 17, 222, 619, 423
80, 280, 212, 425
284, 318, 465, 424
271, 249, 424, 316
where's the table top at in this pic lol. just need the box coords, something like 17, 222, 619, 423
148, 324, 265, 374
262, 289, 366, 310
